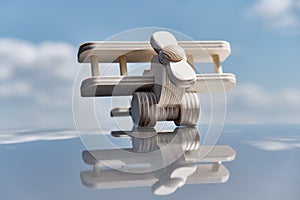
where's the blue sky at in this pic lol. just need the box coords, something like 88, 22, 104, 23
1, 0, 300, 129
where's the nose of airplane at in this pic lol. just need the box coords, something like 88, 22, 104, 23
150, 31, 196, 87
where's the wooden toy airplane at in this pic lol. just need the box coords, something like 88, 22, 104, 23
78, 31, 236, 127
80, 127, 236, 195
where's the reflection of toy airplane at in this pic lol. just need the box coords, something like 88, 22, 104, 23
80, 127, 236, 195
78, 31, 236, 127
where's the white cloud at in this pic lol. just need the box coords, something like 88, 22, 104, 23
254, 0, 292, 17
226, 83, 300, 124
246, 0, 300, 29
0, 38, 77, 76
0, 66, 13, 79
254, 0, 293, 17
246, 137, 300, 151
0, 38, 79, 129
0, 38, 37, 70
0, 80, 31, 97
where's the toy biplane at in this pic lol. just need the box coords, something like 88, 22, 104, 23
78, 31, 236, 127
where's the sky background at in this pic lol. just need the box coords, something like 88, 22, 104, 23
1, 0, 300, 129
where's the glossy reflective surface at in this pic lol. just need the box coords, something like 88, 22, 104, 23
1, 125, 300, 199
